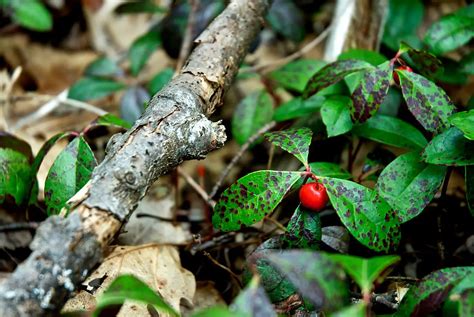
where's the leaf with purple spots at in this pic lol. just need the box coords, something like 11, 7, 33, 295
44, 136, 97, 215
422, 127, 474, 166
350, 61, 393, 123
396, 267, 474, 317
212, 171, 301, 232
321, 177, 401, 252
265, 128, 312, 168
398, 70, 455, 134
303, 60, 373, 99
376, 151, 446, 223
399, 42, 443, 78
282, 205, 322, 250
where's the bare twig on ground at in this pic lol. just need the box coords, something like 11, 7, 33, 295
177, 167, 216, 208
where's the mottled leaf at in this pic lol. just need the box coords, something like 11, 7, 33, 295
331, 303, 367, 317
94, 275, 178, 317
329, 255, 400, 294
303, 60, 373, 98
376, 151, 446, 223
68, 77, 125, 101
44, 136, 97, 215
283, 205, 322, 250
0, 149, 33, 206
0, 132, 33, 163
396, 267, 474, 317
398, 70, 455, 133
466, 166, 474, 217
212, 171, 301, 231
270, 59, 326, 93
94, 113, 132, 130
338, 49, 387, 66
422, 127, 474, 166
352, 114, 427, 150
265, 128, 312, 167
266, 0, 304, 42
148, 67, 174, 95
350, 61, 393, 123
85, 57, 123, 78
400, 42, 443, 78
273, 95, 324, 122
12, 0, 52, 31
321, 177, 401, 252
322, 226, 350, 253
321, 96, 353, 137
265, 251, 349, 312
424, 5, 474, 55
449, 110, 474, 140
120, 86, 150, 124
232, 90, 274, 145
129, 31, 161, 76
443, 272, 474, 317
231, 276, 276, 317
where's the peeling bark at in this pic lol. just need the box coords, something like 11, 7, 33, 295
0, 1, 272, 315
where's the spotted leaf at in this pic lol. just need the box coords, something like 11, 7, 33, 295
397, 267, 474, 317
282, 205, 322, 250
376, 151, 446, 223
400, 42, 443, 78
265, 128, 312, 167
350, 61, 393, 123
398, 70, 455, 134
422, 127, 474, 166
303, 60, 373, 99
321, 177, 401, 252
212, 171, 301, 231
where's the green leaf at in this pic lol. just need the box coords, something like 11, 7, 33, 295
230, 276, 276, 317
265, 128, 312, 167
265, 251, 349, 312
396, 267, 474, 317
449, 110, 474, 140
270, 59, 326, 93
0, 149, 33, 206
466, 166, 474, 217
266, 0, 305, 42
232, 90, 274, 145
94, 275, 178, 317
424, 5, 474, 55
443, 272, 474, 317
422, 127, 474, 166
435, 57, 468, 85
376, 151, 446, 223
328, 254, 400, 294
400, 42, 443, 78
148, 67, 174, 95
398, 70, 455, 134
352, 115, 427, 150
321, 178, 401, 252
129, 31, 161, 76
44, 136, 96, 215
382, 0, 424, 51
68, 77, 125, 101
192, 306, 236, 317
350, 61, 393, 123
283, 205, 322, 250
303, 60, 373, 99
12, 0, 52, 31
338, 49, 387, 66
321, 96, 353, 137
331, 303, 367, 317
212, 171, 301, 231
0, 132, 33, 163
309, 162, 352, 179
85, 57, 122, 78
94, 113, 132, 129
273, 95, 324, 122
460, 52, 474, 74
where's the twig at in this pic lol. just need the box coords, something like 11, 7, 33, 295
209, 121, 277, 199
203, 251, 243, 288
0, 222, 40, 232
175, 0, 200, 72
177, 167, 216, 208
264, 216, 287, 232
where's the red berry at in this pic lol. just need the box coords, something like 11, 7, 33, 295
299, 183, 329, 212
393, 65, 413, 85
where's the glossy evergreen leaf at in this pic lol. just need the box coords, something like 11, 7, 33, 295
273, 95, 324, 122
270, 59, 326, 93
120, 86, 150, 124
321, 96, 353, 137
435, 57, 468, 85
44, 136, 97, 215
148, 67, 174, 95
398, 70, 455, 134
466, 166, 474, 217
12, 0, 52, 31
424, 5, 474, 55
321, 177, 401, 252
232, 90, 273, 145
331, 303, 367, 317
85, 57, 123, 78
443, 272, 474, 317
231, 276, 276, 317
303, 60, 373, 99
329, 255, 400, 294
265, 251, 349, 312
352, 115, 427, 150
68, 77, 125, 101
0, 149, 33, 206
212, 171, 301, 231
266, 0, 305, 42
422, 127, 474, 166
129, 31, 161, 76
265, 128, 312, 167
396, 267, 474, 317
94, 275, 178, 317
350, 61, 393, 123
309, 162, 352, 180
449, 110, 474, 140
376, 151, 446, 223
400, 42, 443, 78
0, 132, 33, 163
283, 205, 322, 250
338, 49, 387, 66
95, 113, 132, 129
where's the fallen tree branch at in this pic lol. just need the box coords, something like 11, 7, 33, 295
0, 1, 272, 316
